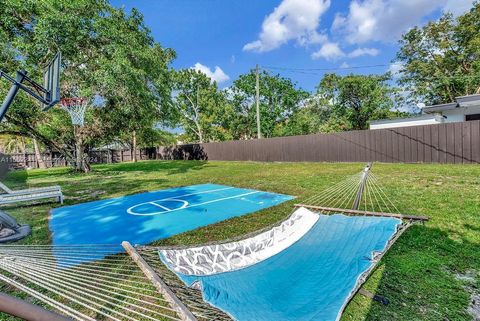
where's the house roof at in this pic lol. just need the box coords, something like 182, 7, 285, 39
422, 94, 480, 113
456, 94, 480, 107
422, 102, 458, 113
369, 114, 440, 125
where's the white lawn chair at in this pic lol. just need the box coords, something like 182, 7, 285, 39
0, 181, 63, 205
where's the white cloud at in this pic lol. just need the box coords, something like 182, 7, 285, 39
243, 0, 331, 52
340, 62, 350, 68
333, 0, 475, 44
311, 44, 380, 60
388, 63, 404, 78
311, 42, 345, 60
443, 0, 475, 16
193, 63, 230, 84
348, 47, 379, 58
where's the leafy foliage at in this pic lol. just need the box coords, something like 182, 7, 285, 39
0, 0, 175, 170
316, 73, 404, 130
172, 69, 231, 143
0, 0, 479, 160
396, 2, 480, 104
228, 70, 309, 139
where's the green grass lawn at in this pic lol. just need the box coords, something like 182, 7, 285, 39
1, 160, 479, 321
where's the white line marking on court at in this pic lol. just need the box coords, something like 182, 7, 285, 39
126, 186, 234, 215
148, 202, 172, 211
127, 191, 260, 216
167, 186, 234, 200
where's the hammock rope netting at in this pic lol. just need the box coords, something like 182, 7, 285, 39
300, 171, 400, 213
0, 245, 183, 321
0, 164, 426, 321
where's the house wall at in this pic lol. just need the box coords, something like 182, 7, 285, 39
370, 116, 441, 130
442, 112, 464, 122
443, 105, 480, 122
370, 105, 480, 129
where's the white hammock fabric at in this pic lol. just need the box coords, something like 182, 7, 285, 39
160, 207, 319, 276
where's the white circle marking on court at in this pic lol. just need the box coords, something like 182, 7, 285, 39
127, 199, 189, 216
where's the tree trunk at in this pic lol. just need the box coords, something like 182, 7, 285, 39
20, 139, 27, 168
33, 138, 46, 169
132, 130, 137, 163
74, 126, 90, 173
4, 115, 76, 166
194, 121, 204, 143
75, 131, 82, 171
81, 148, 91, 173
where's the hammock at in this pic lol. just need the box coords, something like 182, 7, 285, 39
136, 163, 427, 321
160, 210, 402, 321
0, 163, 427, 321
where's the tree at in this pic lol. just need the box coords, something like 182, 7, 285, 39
316, 73, 402, 130
172, 69, 230, 143
228, 70, 309, 139
91, 8, 176, 162
0, 0, 175, 170
396, 3, 480, 104
273, 96, 332, 136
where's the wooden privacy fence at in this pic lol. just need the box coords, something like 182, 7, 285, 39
4, 148, 158, 169
3, 120, 480, 169
160, 120, 480, 164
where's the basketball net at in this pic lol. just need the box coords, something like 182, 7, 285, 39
60, 97, 88, 126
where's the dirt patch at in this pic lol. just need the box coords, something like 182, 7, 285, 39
69, 189, 106, 200
468, 293, 480, 321
455, 270, 480, 321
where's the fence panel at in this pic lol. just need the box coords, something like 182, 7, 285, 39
163, 121, 479, 164
3, 121, 479, 169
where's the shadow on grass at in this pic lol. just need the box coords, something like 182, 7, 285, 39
2, 161, 211, 207
94, 160, 209, 175
1, 169, 29, 187
463, 223, 480, 233
344, 225, 479, 321
4, 160, 210, 189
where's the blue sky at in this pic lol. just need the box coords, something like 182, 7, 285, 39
111, 0, 474, 92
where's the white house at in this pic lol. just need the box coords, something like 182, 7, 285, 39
370, 94, 480, 129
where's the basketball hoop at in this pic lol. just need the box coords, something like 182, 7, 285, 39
60, 97, 88, 126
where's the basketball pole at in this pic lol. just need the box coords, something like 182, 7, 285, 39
0, 71, 27, 120
0, 52, 60, 122
0, 68, 56, 122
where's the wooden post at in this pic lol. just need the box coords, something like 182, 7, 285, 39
255, 64, 261, 139
122, 241, 197, 321
293, 204, 429, 221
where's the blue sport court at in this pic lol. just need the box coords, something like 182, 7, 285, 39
50, 183, 293, 246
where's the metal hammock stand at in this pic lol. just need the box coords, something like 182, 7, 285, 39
0, 163, 428, 321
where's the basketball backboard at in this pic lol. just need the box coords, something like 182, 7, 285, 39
42, 52, 61, 110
